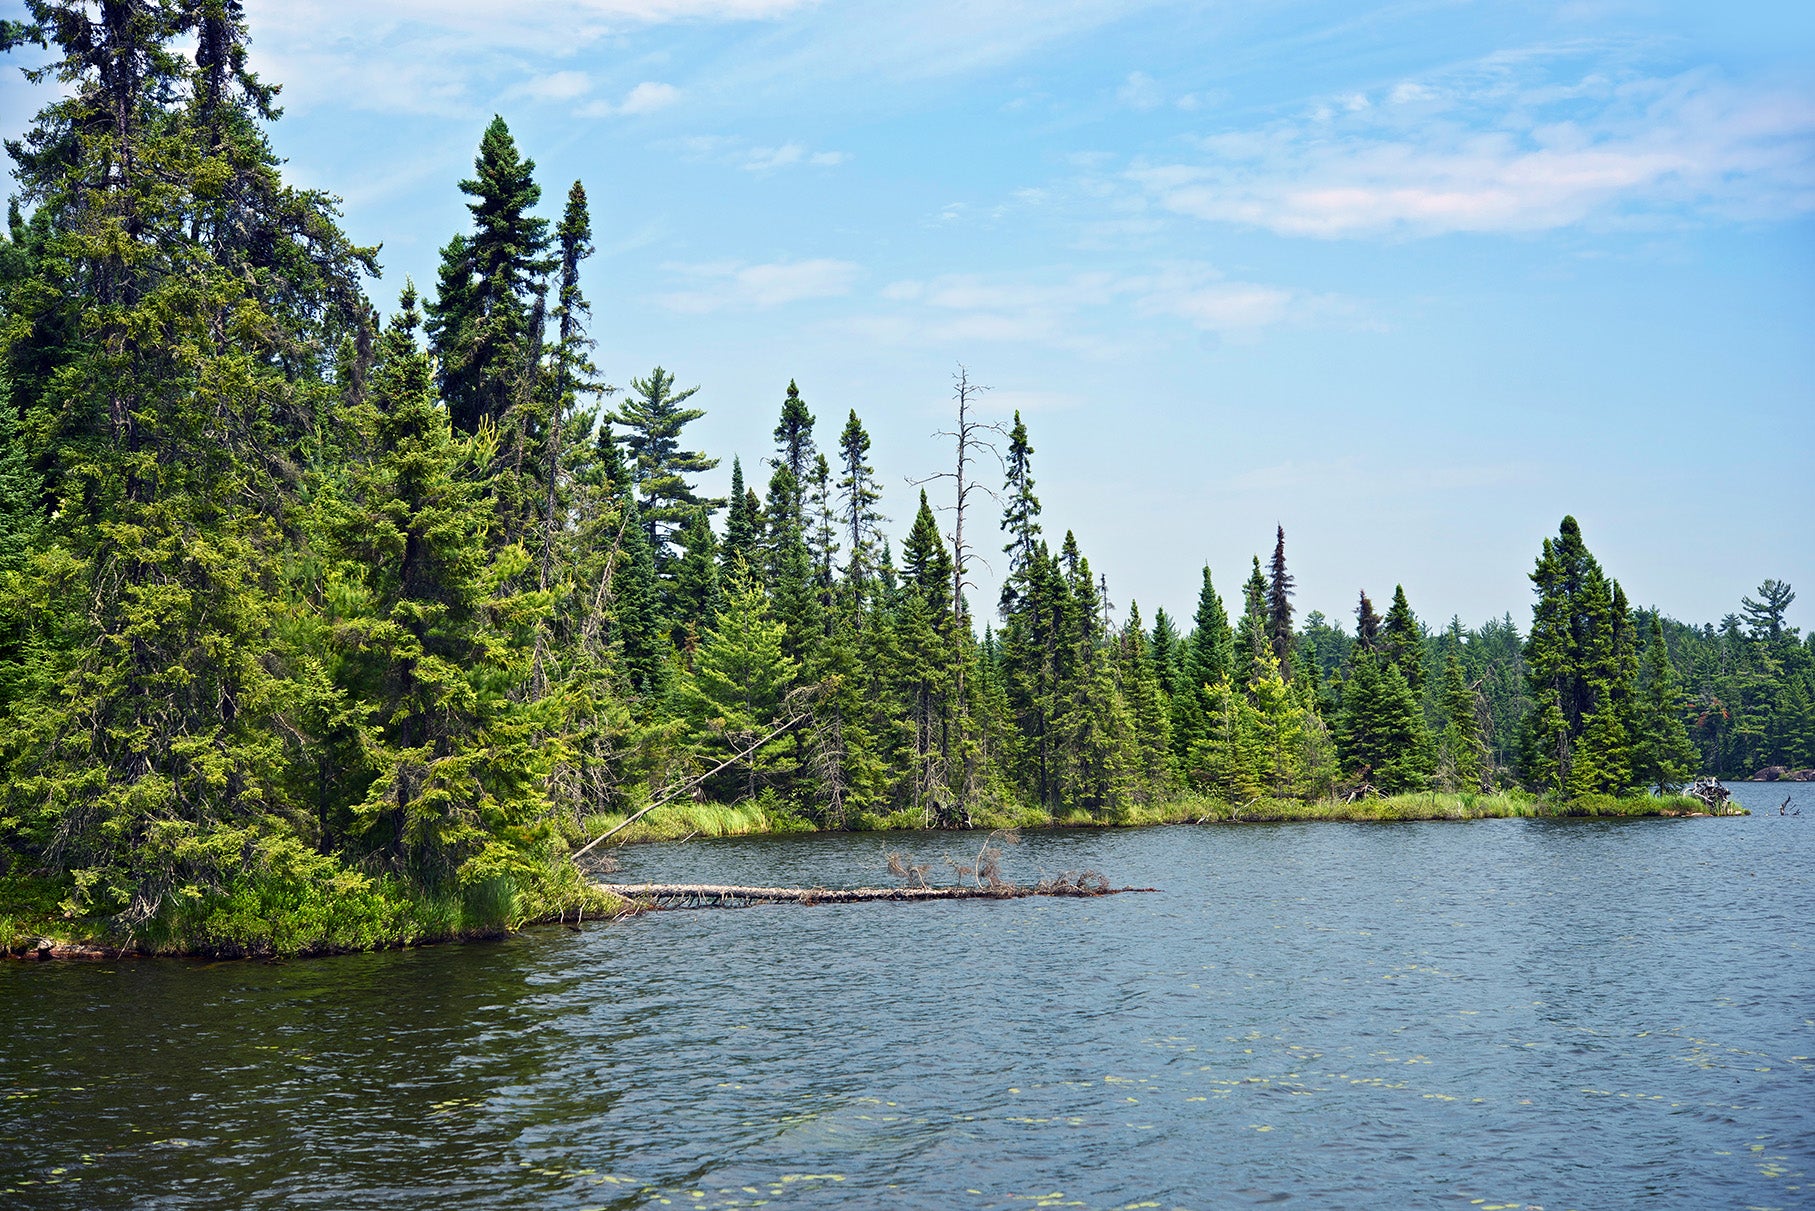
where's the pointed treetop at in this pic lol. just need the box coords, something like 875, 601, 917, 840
772, 379, 818, 489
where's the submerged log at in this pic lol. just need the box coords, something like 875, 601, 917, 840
597, 880, 1156, 910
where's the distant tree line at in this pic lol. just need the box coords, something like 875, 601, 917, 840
0, 5, 1808, 933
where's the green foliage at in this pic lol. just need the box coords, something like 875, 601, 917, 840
672, 569, 800, 802
427, 116, 551, 437
1233, 556, 1271, 691
0, 9, 1781, 956
612, 366, 720, 561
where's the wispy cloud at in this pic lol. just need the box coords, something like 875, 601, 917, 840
740, 142, 849, 172
242, 0, 802, 116
250, 0, 810, 54
1116, 70, 1163, 111
508, 69, 596, 103
657, 258, 862, 311
580, 80, 682, 117
1131, 62, 1815, 238
859, 262, 1350, 352
1224, 456, 1525, 497
674, 136, 849, 173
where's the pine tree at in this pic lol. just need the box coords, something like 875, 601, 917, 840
0, 1, 379, 927
720, 457, 761, 575
1234, 556, 1271, 691
310, 287, 546, 886
666, 506, 721, 659
1522, 516, 1634, 795
1436, 648, 1485, 792
1000, 411, 1042, 592
1117, 603, 1175, 800
1267, 525, 1296, 671
1380, 585, 1425, 696
1354, 590, 1384, 653
837, 409, 885, 599
673, 568, 799, 802
612, 367, 720, 562
769, 379, 817, 525
1632, 613, 1699, 791
425, 116, 551, 437
608, 496, 667, 695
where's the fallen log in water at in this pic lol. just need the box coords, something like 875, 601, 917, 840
597, 880, 1157, 910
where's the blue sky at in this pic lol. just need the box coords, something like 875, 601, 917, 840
5, 0, 1812, 633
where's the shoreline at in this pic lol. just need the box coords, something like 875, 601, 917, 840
3, 790, 1742, 961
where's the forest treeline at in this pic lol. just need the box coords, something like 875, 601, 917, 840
0, 5, 1807, 948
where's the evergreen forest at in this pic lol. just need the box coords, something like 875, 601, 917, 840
1, 4, 1808, 953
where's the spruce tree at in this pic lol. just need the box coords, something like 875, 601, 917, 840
1185, 567, 1235, 693
1000, 411, 1042, 589
539, 179, 599, 591
769, 380, 817, 524
1436, 648, 1485, 792
667, 506, 721, 659
1149, 608, 1183, 690
1172, 566, 1232, 775
1632, 614, 1698, 792
837, 409, 885, 598
1117, 603, 1175, 800
1234, 557, 1271, 690
0, 1, 378, 927
1355, 590, 1383, 653
720, 457, 761, 575
806, 453, 839, 613
1248, 649, 1308, 797
673, 568, 799, 802
896, 492, 957, 822
311, 287, 546, 886
1380, 585, 1425, 696
1522, 516, 1634, 795
1267, 525, 1296, 671
612, 367, 721, 562
609, 496, 667, 695
425, 116, 551, 437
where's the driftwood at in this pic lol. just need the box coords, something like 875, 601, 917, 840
1688, 777, 1733, 812
598, 879, 1156, 910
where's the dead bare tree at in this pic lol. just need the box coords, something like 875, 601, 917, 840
912, 366, 1005, 633
909, 365, 1005, 822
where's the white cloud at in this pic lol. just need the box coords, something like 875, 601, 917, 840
657, 258, 861, 312
740, 142, 849, 172
242, 0, 799, 117
514, 70, 594, 102
860, 263, 1345, 352
581, 80, 681, 117
250, 0, 809, 54
1117, 70, 1163, 111
1132, 65, 1815, 238
669, 136, 848, 172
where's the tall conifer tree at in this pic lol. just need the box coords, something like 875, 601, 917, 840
426, 117, 551, 437
1267, 525, 1296, 671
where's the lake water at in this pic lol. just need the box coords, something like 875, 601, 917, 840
4, 782, 1812, 1209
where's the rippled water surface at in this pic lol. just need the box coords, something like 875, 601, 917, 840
5, 783, 1813, 1210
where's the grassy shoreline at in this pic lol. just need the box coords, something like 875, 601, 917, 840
577, 789, 1729, 845
4, 790, 1736, 960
